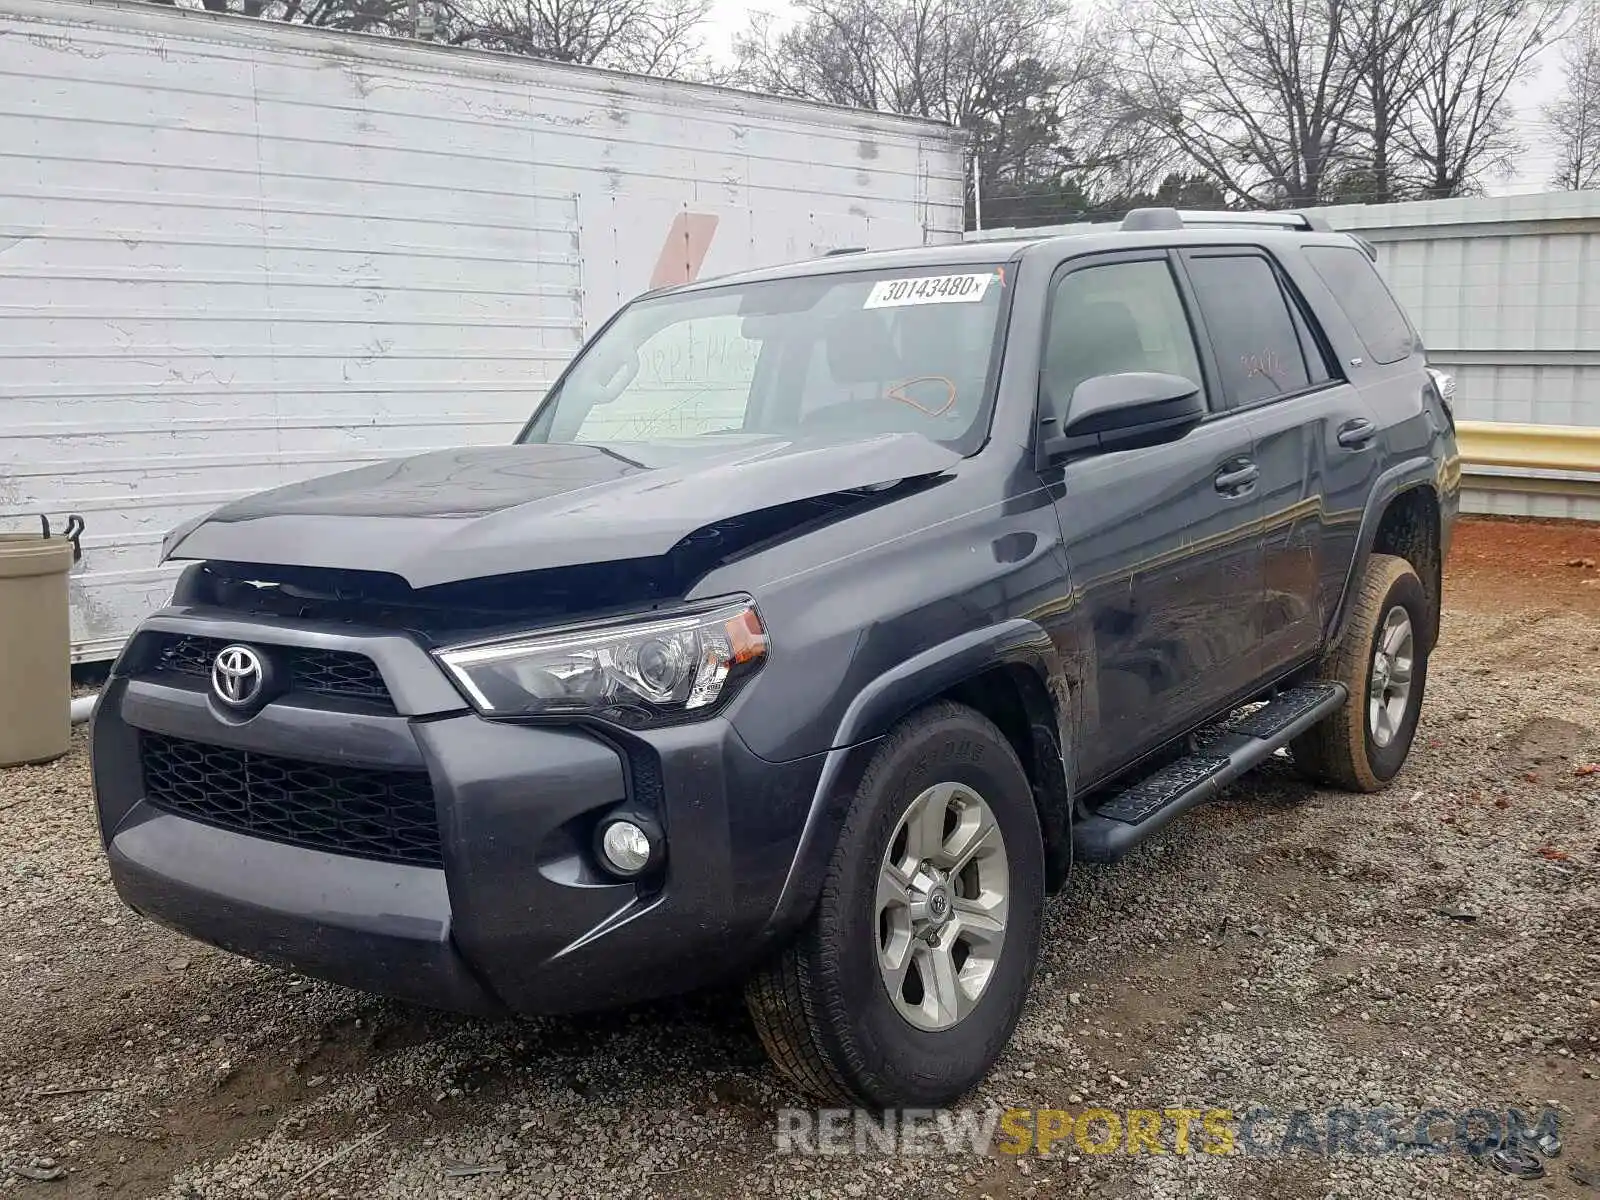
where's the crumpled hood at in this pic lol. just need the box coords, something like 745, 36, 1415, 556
164, 433, 961, 588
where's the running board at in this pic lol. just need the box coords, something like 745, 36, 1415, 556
1072, 682, 1347, 863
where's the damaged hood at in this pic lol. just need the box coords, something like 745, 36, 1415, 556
165, 434, 961, 588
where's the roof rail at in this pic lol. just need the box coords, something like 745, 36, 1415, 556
1120, 207, 1333, 233
1347, 232, 1379, 261
824, 246, 867, 256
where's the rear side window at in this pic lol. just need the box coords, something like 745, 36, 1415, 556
1184, 253, 1312, 407
1304, 245, 1415, 365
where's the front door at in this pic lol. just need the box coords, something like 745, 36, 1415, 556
1037, 252, 1263, 786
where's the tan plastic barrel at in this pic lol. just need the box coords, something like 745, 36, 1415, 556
0, 536, 75, 767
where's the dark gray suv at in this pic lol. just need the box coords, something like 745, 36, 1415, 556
92, 208, 1460, 1107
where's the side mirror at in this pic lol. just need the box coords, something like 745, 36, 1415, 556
1043, 372, 1206, 459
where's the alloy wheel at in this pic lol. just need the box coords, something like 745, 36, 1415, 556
875, 781, 1010, 1031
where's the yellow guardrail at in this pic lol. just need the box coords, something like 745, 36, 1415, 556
1455, 420, 1600, 474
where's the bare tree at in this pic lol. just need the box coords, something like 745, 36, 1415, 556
734, 0, 1086, 120
960, 9, 1147, 211
147, 0, 427, 32
445, 0, 709, 73
144, 0, 411, 28
1545, 1, 1600, 188
1398, 0, 1568, 197
732, 0, 899, 110
1123, 0, 1365, 206
732, 0, 1137, 224
1342, 0, 1434, 200
141, 0, 707, 71
288, 0, 424, 28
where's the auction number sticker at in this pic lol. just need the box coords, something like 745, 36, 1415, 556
863, 272, 996, 308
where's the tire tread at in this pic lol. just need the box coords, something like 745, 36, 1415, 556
1292, 553, 1417, 792
744, 701, 1033, 1106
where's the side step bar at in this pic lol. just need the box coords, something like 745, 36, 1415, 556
1072, 682, 1347, 863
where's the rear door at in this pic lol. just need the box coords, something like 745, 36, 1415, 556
1038, 251, 1263, 785
1178, 248, 1376, 677
1298, 243, 1437, 605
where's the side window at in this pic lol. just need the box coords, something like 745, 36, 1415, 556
1185, 254, 1312, 407
1304, 244, 1416, 365
1041, 259, 1205, 423
575, 315, 759, 441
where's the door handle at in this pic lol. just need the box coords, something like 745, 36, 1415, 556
1214, 460, 1259, 495
1337, 418, 1377, 449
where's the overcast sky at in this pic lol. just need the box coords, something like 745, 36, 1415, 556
1505, 45, 1566, 193
700, 0, 1573, 196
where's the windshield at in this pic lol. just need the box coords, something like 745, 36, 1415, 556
520, 264, 1009, 452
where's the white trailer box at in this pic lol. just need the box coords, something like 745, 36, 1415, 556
0, 0, 966, 660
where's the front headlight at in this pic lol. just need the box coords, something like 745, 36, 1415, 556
434, 599, 768, 727
1426, 366, 1456, 414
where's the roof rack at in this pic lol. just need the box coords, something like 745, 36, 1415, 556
1121, 207, 1333, 233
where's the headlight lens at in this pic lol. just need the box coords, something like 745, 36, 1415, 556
1426, 366, 1456, 413
434, 599, 768, 726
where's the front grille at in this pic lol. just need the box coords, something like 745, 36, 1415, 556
149, 635, 392, 708
140, 734, 441, 867
290, 647, 391, 702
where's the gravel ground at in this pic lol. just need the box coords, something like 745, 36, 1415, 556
2, 519, 1598, 1199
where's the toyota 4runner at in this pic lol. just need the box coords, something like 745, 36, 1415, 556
92, 208, 1460, 1107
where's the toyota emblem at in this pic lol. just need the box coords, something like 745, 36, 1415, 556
211, 644, 265, 708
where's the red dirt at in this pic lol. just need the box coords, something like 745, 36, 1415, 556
1445, 515, 1600, 615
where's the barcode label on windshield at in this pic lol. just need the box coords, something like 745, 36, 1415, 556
863, 273, 995, 308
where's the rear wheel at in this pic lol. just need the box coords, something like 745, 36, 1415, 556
744, 701, 1044, 1106
1292, 553, 1430, 792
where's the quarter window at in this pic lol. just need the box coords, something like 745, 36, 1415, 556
1304, 244, 1416, 365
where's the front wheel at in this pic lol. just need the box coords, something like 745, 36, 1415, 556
744, 701, 1044, 1107
1292, 553, 1430, 792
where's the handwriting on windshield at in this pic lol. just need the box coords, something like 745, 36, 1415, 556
578, 323, 759, 440
639, 326, 758, 387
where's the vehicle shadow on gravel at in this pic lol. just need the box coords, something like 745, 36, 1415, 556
220, 978, 780, 1121
48, 973, 790, 1196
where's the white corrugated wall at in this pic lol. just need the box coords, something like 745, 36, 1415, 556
0, 0, 966, 659
1316, 194, 1600, 522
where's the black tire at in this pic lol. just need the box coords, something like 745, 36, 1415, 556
1291, 553, 1430, 792
744, 701, 1045, 1107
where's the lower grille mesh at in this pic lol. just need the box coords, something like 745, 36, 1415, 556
140, 734, 441, 868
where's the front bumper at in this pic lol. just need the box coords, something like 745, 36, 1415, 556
93, 609, 827, 1015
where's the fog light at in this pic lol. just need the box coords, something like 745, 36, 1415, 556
598, 819, 654, 876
